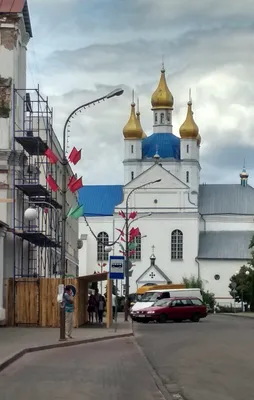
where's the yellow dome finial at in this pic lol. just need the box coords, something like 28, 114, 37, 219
123, 90, 143, 140
151, 62, 174, 109
136, 97, 147, 138
179, 90, 199, 139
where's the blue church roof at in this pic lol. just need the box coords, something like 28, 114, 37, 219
142, 133, 180, 159
78, 185, 123, 216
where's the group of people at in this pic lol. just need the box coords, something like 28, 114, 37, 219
87, 289, 117, 324
87, 289, 107, 324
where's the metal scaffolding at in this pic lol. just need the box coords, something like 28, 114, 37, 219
12, 86, 62, 278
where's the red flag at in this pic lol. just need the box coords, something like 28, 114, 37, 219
68, 147, 78, 163
69, 177, 83, 192
68, 175, 76, 189
72, 149, 82, 165
69, 147, 82, 165
129, 211, 137, 219
44, 148, 58, 164
119, 210, 125, 219
46, 175, 59, 192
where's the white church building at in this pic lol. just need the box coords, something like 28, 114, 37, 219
78, 66, 254, 304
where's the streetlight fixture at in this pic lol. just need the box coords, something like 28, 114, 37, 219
124, 179, 161, 321
60, 87, 124, 341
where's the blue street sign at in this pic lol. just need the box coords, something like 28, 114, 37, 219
109, 255, 125, 280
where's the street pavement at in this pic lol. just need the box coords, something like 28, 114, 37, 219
0, 338, 165, 400
0, 313, 132, 370
134, 314, 254, 400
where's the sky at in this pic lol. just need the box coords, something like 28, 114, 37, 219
27, 0, 254, 185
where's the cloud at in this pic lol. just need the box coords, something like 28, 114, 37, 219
27, 0, 254, 186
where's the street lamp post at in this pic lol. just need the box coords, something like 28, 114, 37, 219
124, 179, 161, 321
59, 88, 124, 340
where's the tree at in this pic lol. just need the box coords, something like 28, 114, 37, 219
229, 265, 252, 305
228, 235, 254, 310
182, 275, 215, 310
104, 283, 119, 296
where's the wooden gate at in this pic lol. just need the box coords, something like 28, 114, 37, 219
7, 279, 40, 326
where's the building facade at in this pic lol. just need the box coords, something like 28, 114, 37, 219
0, 1, 79, 324
78, 65, 254, 304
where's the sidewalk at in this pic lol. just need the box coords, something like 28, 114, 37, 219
0, 313, 133, 372
221, 312, 254, 319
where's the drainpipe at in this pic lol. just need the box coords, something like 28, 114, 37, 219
195, 257, 201, 281
200, 214, 206, 232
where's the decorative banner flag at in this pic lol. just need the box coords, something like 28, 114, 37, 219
46, 175, 59, 192
69, 147, 82, 165
129, 227, 140, 240
119, 210, 125, 218
44, 148, 58, 164
67, 205, 84, 219
129, 211, 137, 219
68, 175, 76, 189
69, 177, 83, 193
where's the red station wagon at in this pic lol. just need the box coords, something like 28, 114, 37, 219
132, 297, 208, 323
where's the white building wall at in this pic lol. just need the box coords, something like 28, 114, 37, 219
79, 213, 200, 293
200, 259, 245, 305
123, 139, 142, 184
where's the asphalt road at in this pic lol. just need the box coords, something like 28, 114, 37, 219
0, 337, 165, 400
134, 314, 254, 400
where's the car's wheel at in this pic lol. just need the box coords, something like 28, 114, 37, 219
159, 314, 167, 323
191, 313, 200, 322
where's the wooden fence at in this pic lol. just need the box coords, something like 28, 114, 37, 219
6, 278, 89, 327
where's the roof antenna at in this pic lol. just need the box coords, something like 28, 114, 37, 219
136, 96, 140, 113
162, 54, 165, 71
131, 89, 135, 105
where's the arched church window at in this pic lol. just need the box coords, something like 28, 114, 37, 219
131, 145, 134, 154
186, 145, 189, 153
171, 230, 183, 260
130, 232, 141, 261
155, 113, 158, 123
97, 232, 109, 261
131, 171, 134, 180
160, 113, 164, 124
167, 112, 171, 122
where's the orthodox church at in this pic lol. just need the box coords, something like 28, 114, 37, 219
78, 66, 254, 304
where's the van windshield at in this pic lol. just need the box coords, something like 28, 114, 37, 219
140, 291, 164, 302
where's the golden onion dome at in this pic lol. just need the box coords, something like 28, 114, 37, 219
197, 133, 201, 146
151, 67, 174, 109
136, 111, 147, 138
123, 102, 143, 140
179, 101, 199, 139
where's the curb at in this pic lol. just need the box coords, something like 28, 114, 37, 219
0, 332, 133, 373
220, 313, 254, 320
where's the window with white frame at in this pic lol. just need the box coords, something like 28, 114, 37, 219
186, 144, 189, 153
186, 171, 189, 183
160, 113, 164, 124
131, 171, 134, 180
131, 145, 134, 154
97, 231, 109, 261
130, 232, 141, 260
171, 230, 183, 260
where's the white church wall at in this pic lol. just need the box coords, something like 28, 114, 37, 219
79, 212, 200, 293
199, 215, 254, 232
200, 259, 245, 305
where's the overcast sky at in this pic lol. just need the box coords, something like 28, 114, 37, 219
27, 0, 254, 185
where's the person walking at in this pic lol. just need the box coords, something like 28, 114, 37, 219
63, 285, 74, 339
98, 294, 106, 324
